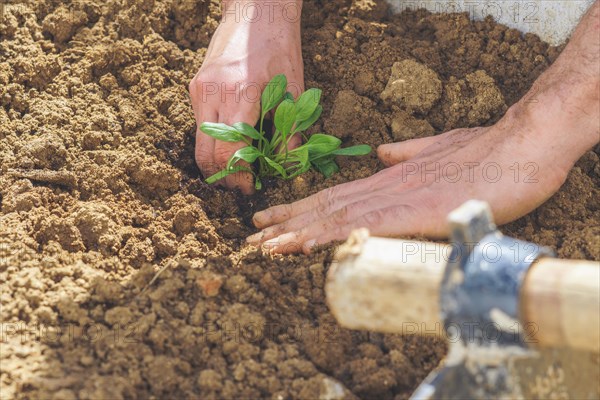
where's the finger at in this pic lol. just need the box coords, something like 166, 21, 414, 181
286, 132, 302, 151
287, 80, 305, 100
213, 139, 254, 193
247, 188, 387, 244
217, 107, 260, 195
252, 177, 374, 229
377, 136, 439, 167
301, 204, 429, 254
195, 109, 218, 178
265, 203, 426, 255
196, 131, 217, 176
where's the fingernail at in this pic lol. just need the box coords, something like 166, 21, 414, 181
304, 239, 317, 252
252, 212, 267, 227
263, 237, 278, 247
246, 232, 262, 244
261, 238, 280, 254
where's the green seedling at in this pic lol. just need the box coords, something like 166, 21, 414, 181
200, 74, 372, 190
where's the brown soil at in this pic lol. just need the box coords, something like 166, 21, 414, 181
1, 1, 598, 399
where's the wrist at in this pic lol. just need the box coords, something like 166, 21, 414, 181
511, 76, 599, 167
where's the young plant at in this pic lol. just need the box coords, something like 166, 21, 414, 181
200, 74, 371, 190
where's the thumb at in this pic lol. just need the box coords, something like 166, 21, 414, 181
377, 136, 439, 167
213, 139, 255, 194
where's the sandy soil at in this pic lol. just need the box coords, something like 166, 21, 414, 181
1, 0, 598, 399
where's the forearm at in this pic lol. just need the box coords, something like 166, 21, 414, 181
221, 0, 303, 23
217, 0, 303, 50
518, 1, 599, 161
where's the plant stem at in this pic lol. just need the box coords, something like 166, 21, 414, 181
259, 113, 265, 153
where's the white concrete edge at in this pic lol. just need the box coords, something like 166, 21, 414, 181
384, 0, 595, 45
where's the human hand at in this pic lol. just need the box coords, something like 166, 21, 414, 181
247, 104, 589, 254
247, 0, 599, 253
189, 1, 304, 194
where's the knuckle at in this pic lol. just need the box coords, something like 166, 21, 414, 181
213, 146, 233, 166
330, 205, 349, 226
281, 204, 294, 220
412, 191, 437, 215
267, 223, 286, 238
189, 73, 215, 93
189, 76, 204, 95
290, 230, 306, 248
196, 159, 218, 175
361, 208, 386, 228
269, 204, 290, 221
315, 188, 337, 219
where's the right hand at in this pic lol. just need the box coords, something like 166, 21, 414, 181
189, 1, 305, 194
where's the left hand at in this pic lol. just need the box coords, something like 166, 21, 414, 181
246, 106, 577, 254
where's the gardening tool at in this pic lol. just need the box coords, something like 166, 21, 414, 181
326, 200, 600, 399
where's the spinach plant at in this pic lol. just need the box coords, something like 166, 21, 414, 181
200, 74, 371, 190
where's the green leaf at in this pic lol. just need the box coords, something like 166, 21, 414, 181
265, 157, 287, 178
312, 159, 339, 178
274, 99, 297, 138
305, 133, 342, 156
205, 165, 253, 184
332, 144, 372, 156
294, 145, 309, 166
200, 122, 243, 142
261, 74, 287, 116
227, 146, 262, 169
287, 149, 312, 178
295, 88, 321, 123
232, 122, 261, 140
294, 105, 322, 133
202, 77, 367, 184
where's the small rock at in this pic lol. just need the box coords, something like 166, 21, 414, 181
291, 176, 309, 195
319, 376, 352, 399
196, 272, 223, 297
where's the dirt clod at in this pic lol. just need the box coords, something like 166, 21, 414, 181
381, 60, 442, 114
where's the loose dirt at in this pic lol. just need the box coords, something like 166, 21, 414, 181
1, 0, 598, 399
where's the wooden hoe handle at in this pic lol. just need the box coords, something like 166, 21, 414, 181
326, 229, 600, 352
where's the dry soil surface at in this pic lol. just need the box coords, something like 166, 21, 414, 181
1, 0, 599, 399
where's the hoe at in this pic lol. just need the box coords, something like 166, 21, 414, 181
326, 200, 599, 399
